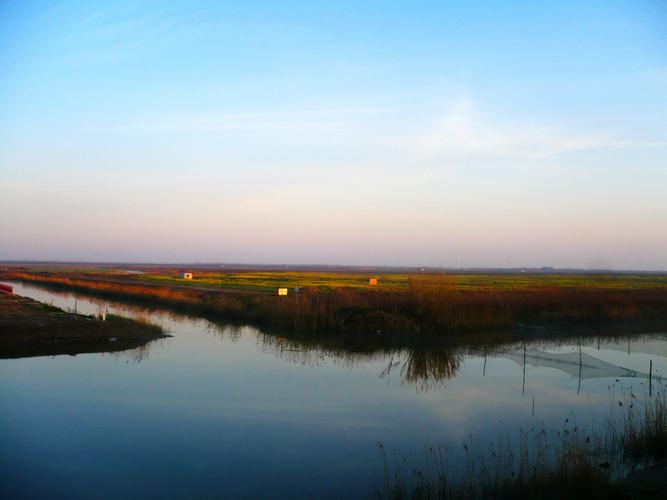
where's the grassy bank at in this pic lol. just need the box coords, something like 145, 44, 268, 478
0, 292, 167, 358
380, 389, 667, 499
4, 270, 667, 337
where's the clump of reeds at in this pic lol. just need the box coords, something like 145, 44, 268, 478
378, 390, 667, 500
378, 429, 613, 500
107, 313, 164, 334
616, 385, 667, 462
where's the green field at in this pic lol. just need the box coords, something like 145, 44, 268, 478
135, 271, 407, 292
132, 270, 667, 293
6, 266, 667, 294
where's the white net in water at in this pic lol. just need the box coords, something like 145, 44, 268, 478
499, 349, 652, 381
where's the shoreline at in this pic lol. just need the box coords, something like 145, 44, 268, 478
0, 292, 169, 359
4, 270, 667, 342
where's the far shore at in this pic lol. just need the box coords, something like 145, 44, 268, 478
4, 268, 667, 341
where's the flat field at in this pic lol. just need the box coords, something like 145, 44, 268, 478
128, 269, 667, 293
4, 265, 667, 294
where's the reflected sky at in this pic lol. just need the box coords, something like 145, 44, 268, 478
1, 281, 666, 499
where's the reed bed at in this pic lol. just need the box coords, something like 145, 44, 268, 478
615, 382, 667, 462
6, 271, 667, 336
378, 389, 667, 499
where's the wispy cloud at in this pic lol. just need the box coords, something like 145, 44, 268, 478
417, 96, 666, 161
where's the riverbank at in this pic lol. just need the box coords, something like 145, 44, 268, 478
0, 292, 168, 358
4, 269, 667, 338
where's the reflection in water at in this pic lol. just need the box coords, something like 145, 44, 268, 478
103, 338, 170, 364
262, 336, 329, 367
3, 281, 667, 499
203, 320, 246, 344
257, 334, 464, 391
400, 348, 463, 391
380, 348, 464, 392
258, 332, 666, 393
5, 280, 667, 391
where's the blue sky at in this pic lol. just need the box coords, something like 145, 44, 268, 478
1, 0, 666, 268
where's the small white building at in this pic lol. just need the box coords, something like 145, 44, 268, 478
181, 272, 193, 280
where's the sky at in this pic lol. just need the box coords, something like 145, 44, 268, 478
1, 0, 666, 269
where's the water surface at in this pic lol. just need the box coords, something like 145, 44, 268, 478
1, 281, 666, 499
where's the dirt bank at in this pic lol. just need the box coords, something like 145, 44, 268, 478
0, 293, 169, 358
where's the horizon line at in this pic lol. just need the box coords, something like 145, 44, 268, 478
1, 260, 665, 274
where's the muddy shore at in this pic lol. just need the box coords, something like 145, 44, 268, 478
0, 292, 169, 358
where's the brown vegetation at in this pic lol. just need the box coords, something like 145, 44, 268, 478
380, 390, 667, 499
5, 271, 667, 337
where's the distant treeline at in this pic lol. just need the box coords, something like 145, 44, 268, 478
6, 272, 667, 336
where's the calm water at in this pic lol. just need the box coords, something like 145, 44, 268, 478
2, 281, 666, 499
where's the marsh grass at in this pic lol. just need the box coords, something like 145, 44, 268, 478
106, 313, 164, 334
614, 382, 667, 462
378, 439, 612, 500
6, 270, 667, 336
379, 389, 667, 499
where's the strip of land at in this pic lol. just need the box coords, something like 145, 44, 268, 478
3, 266, 667, 338
0, 292, 168, 358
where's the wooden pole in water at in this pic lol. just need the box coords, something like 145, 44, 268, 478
577, 343, 583, 395
522, 344, 526, 395
483, 348, 487, 377
649, 359, 653, 398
